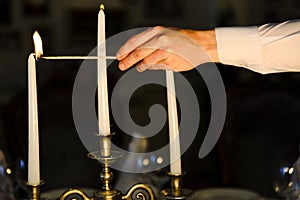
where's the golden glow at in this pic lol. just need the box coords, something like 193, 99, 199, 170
33, 31, 43, 59
100, 4, 105, 10
6, 168, 12, 175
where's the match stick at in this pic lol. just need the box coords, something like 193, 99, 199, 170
40, 56, 117, 60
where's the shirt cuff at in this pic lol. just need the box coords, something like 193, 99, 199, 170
215, 26, 262, 73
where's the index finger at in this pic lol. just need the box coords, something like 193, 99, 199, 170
116, 27, 161, 60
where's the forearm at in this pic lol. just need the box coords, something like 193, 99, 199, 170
215, 19, 300, 74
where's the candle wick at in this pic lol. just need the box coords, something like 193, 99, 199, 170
33, 53, 41, 61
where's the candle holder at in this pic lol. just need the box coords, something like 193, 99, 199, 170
59, 133, 155, 200
160, 172, 193, 200
26, 180, 48, 200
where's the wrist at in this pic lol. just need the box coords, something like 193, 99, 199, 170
180, 29, 219, 63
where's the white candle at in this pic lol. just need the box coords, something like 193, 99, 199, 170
28, 53, 40, 185
98, 4, 110, 136
166, 70, 182, 175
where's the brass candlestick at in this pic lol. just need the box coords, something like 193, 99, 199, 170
59, 133, 155, 200
26, 181, 47, 200
161, 173, 193, 200
90, 150, 123, 200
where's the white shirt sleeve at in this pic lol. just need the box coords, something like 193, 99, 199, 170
215, 19, 300, 74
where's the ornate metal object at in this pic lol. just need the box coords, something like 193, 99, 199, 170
26, 180, 47, 200
59, 133, 155, 200
161, 173, 193, 200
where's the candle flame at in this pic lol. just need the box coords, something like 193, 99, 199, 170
33, 31, 43, 59
100, 4, 105, 10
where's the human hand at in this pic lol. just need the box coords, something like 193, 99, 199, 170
116, 26, 219, 72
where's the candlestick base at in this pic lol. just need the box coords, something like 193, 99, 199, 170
160, 173, 193, 200
26, 180, 48, 200
60, 155, 155, 200
59, 132, 155, 200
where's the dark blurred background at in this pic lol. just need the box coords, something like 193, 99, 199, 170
1, 0, 300, 199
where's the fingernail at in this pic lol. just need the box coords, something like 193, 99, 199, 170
119, 62, 125, 70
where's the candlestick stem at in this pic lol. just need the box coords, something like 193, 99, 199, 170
161, 173, 193, 200
26, 181, 45, 200
30, 185, 39, 200
170, 174, 183, 197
